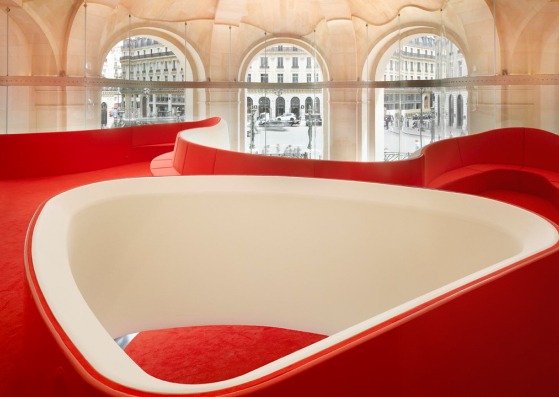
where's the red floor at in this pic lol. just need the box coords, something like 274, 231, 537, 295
0, 162, 325, 395
125, 325, 325, 384
3, 161, 559, 395
0, 163, 153, 395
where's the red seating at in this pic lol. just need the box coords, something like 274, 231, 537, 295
152, 126, 559, 223
421, 127, 559, 201
0, 117, 221, 179
153, 131, 424, 187
524, 128, 559, 178
182, 142, 217, 175
14, 125, 559, 396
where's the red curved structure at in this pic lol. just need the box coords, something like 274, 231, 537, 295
5, 121, 559, 395
24, 175, 559, 396
0, 117, 221, 179
153, 126, 559, 224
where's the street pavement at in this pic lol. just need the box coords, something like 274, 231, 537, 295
247, 124, 324, 159
244, 123, 467, 160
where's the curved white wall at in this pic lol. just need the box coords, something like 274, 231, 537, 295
179, 118, 230, 149
31, 176, 558, 394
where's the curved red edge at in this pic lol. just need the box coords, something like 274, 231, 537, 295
23, 195, 559, 396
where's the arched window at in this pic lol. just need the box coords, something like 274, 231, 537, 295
305, 97, 313, 114
290, 97, 300, 117
259, 97, 270, 117
380, 34, 468, 159
244, 43, 324, 158
276, 97, 286, 117
247, 98, 253, 114
314, 97, 321, 114
102, 35, 191, 123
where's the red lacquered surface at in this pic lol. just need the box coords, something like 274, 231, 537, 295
24, 176, 559, 396
0, 117, 220, 179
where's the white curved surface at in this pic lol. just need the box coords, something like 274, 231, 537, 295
179, 118, 229, 150
31, 176, 559, 394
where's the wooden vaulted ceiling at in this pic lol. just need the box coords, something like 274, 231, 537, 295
84, 0, 444, 35
2, 0, 558, 78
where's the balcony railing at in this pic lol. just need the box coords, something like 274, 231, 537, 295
120, 51, 176, 62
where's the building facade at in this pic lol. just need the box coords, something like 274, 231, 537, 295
102, 37, 187, 126
383, 34, 468, 149
245, 44, 324, 123
1, 1, 558, 162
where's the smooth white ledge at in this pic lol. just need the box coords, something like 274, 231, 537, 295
31, 176, 559, 394
179, 119, 230, 150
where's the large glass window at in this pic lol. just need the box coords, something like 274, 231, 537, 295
276, 97, 285, 116
245, 44, 323, 158
100, 36, 187, 128
382, 34, 468, 160
2, 4, 557, 167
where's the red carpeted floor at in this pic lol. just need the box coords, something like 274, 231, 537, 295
125, 325, 325, 384
0, 162, 154, 395
0, 162, 326, 395
3, 161, 559, 395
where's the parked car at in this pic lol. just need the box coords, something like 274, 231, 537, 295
276, 113, 299, 126
261, 120, 287, 131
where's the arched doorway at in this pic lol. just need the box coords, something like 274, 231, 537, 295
290, 97, 300, 117
276, 97, 286, 117
259, 97, 271, 121
305, 97, 313, 114
314, 98, 321, 114
247, 97, 253, 114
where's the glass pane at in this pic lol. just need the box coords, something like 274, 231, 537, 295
246, 89, 323, 159
11, 86, 66, 133
244, 44, 324, 159
0, 86, 5, 134
113, 87, 187, 127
